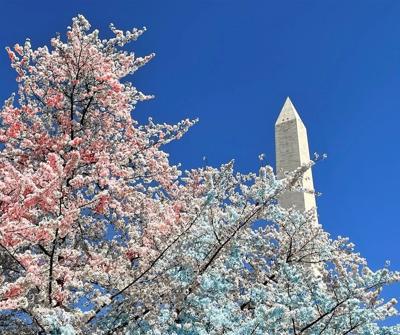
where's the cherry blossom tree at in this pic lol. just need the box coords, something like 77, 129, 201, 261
0, 15, 399, 335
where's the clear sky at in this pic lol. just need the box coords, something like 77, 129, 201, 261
1, 0, 400, 324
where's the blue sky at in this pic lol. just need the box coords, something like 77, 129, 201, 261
1, 0, 400, 323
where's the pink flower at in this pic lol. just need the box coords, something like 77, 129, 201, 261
2, 233, 20, 248
64, 151, 80, 175
6, 122, 22, 138
14, 44, 23, 56
125, 249, 138, 261
59, 213, 76, 238
69, 137, 84, 147
5, 47, 16, 61
35, 229, 52, 243
4, 284, 23, 299
19, 255, 33, 268
99, 168, 109, 177
46, 93, 63, 108
94, 194, 110, 214
54, 289, 67, 305
24, 196, 38, 208
48, 153, 60, 171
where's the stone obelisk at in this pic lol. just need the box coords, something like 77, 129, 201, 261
275, 97, 317, 215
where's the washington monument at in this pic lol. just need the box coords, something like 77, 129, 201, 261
275, 97, 318, 217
